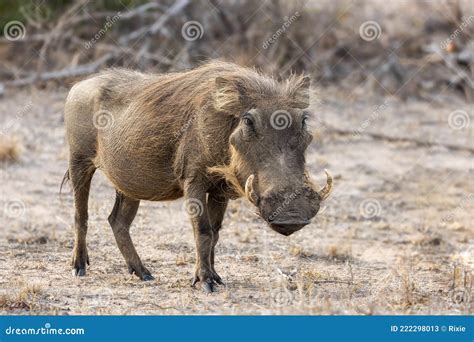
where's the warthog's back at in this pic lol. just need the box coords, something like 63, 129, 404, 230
65, 69, 185, 201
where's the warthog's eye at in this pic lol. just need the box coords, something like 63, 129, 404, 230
242, 113, 254, 127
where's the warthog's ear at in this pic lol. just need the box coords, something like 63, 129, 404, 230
214, 76, 244, 114
290, 75, 311, 109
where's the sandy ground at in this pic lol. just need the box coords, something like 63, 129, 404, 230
0, 87, 472, 315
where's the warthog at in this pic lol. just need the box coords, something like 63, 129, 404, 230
63, 61, 332, 292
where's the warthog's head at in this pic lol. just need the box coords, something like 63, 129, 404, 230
212, 73, 332, 236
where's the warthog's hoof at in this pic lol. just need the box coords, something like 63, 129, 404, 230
202, 280, 216, 294
127, 264, 154, 281
71, 249, 89, 277
72, 268, 86, 277
192, 271, 224, 293
142, 274, 155, 281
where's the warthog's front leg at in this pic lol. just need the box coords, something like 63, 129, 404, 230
185, 181, 223, 293
207, 192, 228, 285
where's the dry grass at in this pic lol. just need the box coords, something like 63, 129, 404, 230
327, 245, 352, 262
175, 253, 188, 266
0, 137, 21, 163
0, 283, 42, 311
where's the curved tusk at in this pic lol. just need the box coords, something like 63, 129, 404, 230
245, 174, 258, 205
318, 169, 333, 201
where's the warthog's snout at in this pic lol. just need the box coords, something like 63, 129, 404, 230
264, 197, 316, 236
245, 171, 333, 236
269, 221, 310, 236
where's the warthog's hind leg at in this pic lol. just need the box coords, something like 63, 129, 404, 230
108, 191, 154, 281
70, 157, 96, 277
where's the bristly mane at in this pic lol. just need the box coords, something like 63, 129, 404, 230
131, 61, 310, 117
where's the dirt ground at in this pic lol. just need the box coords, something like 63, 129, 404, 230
0, 87, 472, 315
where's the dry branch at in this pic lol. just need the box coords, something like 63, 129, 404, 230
0, 0, 191, 89
2, 53, 115, 87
